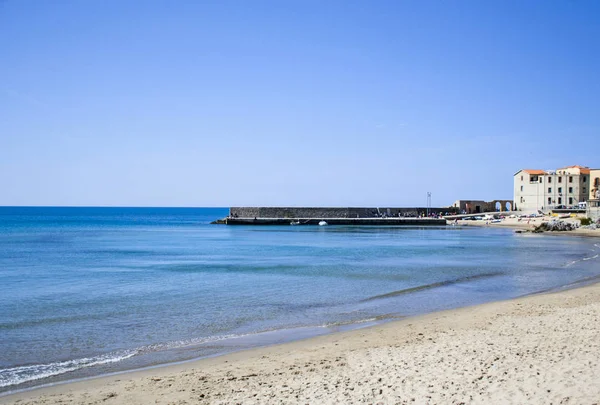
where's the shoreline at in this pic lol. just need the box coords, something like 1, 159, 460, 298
3, 279, 600, 404
2, 223, 599, 403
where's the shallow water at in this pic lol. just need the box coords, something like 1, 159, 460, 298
1, 207, 599, 393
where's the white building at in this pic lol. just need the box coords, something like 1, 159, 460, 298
514, 165, 591, 212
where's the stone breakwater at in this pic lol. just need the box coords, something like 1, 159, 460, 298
212, 207, 455, 226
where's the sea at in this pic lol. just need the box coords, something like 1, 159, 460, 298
1, 206, 600, 394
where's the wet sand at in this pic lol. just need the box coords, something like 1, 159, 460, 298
2, 280, 600, 404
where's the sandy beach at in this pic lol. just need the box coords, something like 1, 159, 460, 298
3, 277, 600, 404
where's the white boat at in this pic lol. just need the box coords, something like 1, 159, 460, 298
290, 220, 300, 225
318, 221, 328, 226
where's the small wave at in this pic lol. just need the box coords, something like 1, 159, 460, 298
137, 333, 256, 352
320, 317, 377, 328
0, 332, 275, 389
361, 272, 503, 302
0, 313, 111, 330
0, 351, 137, 388
320, 314, 401, 328
566, 253, 599, 266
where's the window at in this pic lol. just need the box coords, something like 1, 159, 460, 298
558, 177, 562, 183
569, 176, 573, 183
530, 175, 539, 183
583, 176, 587, 183
521, 176, 523, 181
569, 197, 573, 205
558, 187, 562, 193
548, 197, 552, 205
594, 178, 600, 187
548, 187, 552, 193
583, 187, 587, 193
569, 187, 573, 193
558, 197, 562, 204
548, 177, 552, 183
520, 185, 524, 192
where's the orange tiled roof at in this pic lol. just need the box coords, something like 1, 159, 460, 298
521, 169, 546, 175
557, 165, 590, 174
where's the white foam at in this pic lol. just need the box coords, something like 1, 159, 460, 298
138, 333, 255, 353
0, 350, 137, 388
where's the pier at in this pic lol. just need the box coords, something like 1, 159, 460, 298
212, 207, 455, 226
216, 217, 446, 226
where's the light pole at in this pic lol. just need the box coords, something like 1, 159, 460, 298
427, 192, 431, 217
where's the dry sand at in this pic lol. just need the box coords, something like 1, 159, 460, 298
3, 281, 600, 404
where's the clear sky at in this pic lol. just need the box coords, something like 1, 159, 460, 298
1, 1, 599, 207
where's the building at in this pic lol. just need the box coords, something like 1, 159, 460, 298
590, 169, 600, 201
452, 199, 513, 214
588, 199, 600, 221
589, 169, 600, 221
514, 165, 591, 212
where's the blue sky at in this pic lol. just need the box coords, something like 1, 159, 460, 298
1, 1, 599, 207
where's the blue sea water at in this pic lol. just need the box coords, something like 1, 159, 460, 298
1, 207, 600, 393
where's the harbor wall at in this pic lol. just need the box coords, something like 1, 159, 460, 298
222, 217, 447, 226
588, 200, 600, 221
229, 206, 458, 219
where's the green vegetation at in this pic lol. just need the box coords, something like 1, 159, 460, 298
580, 217, 593, 226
